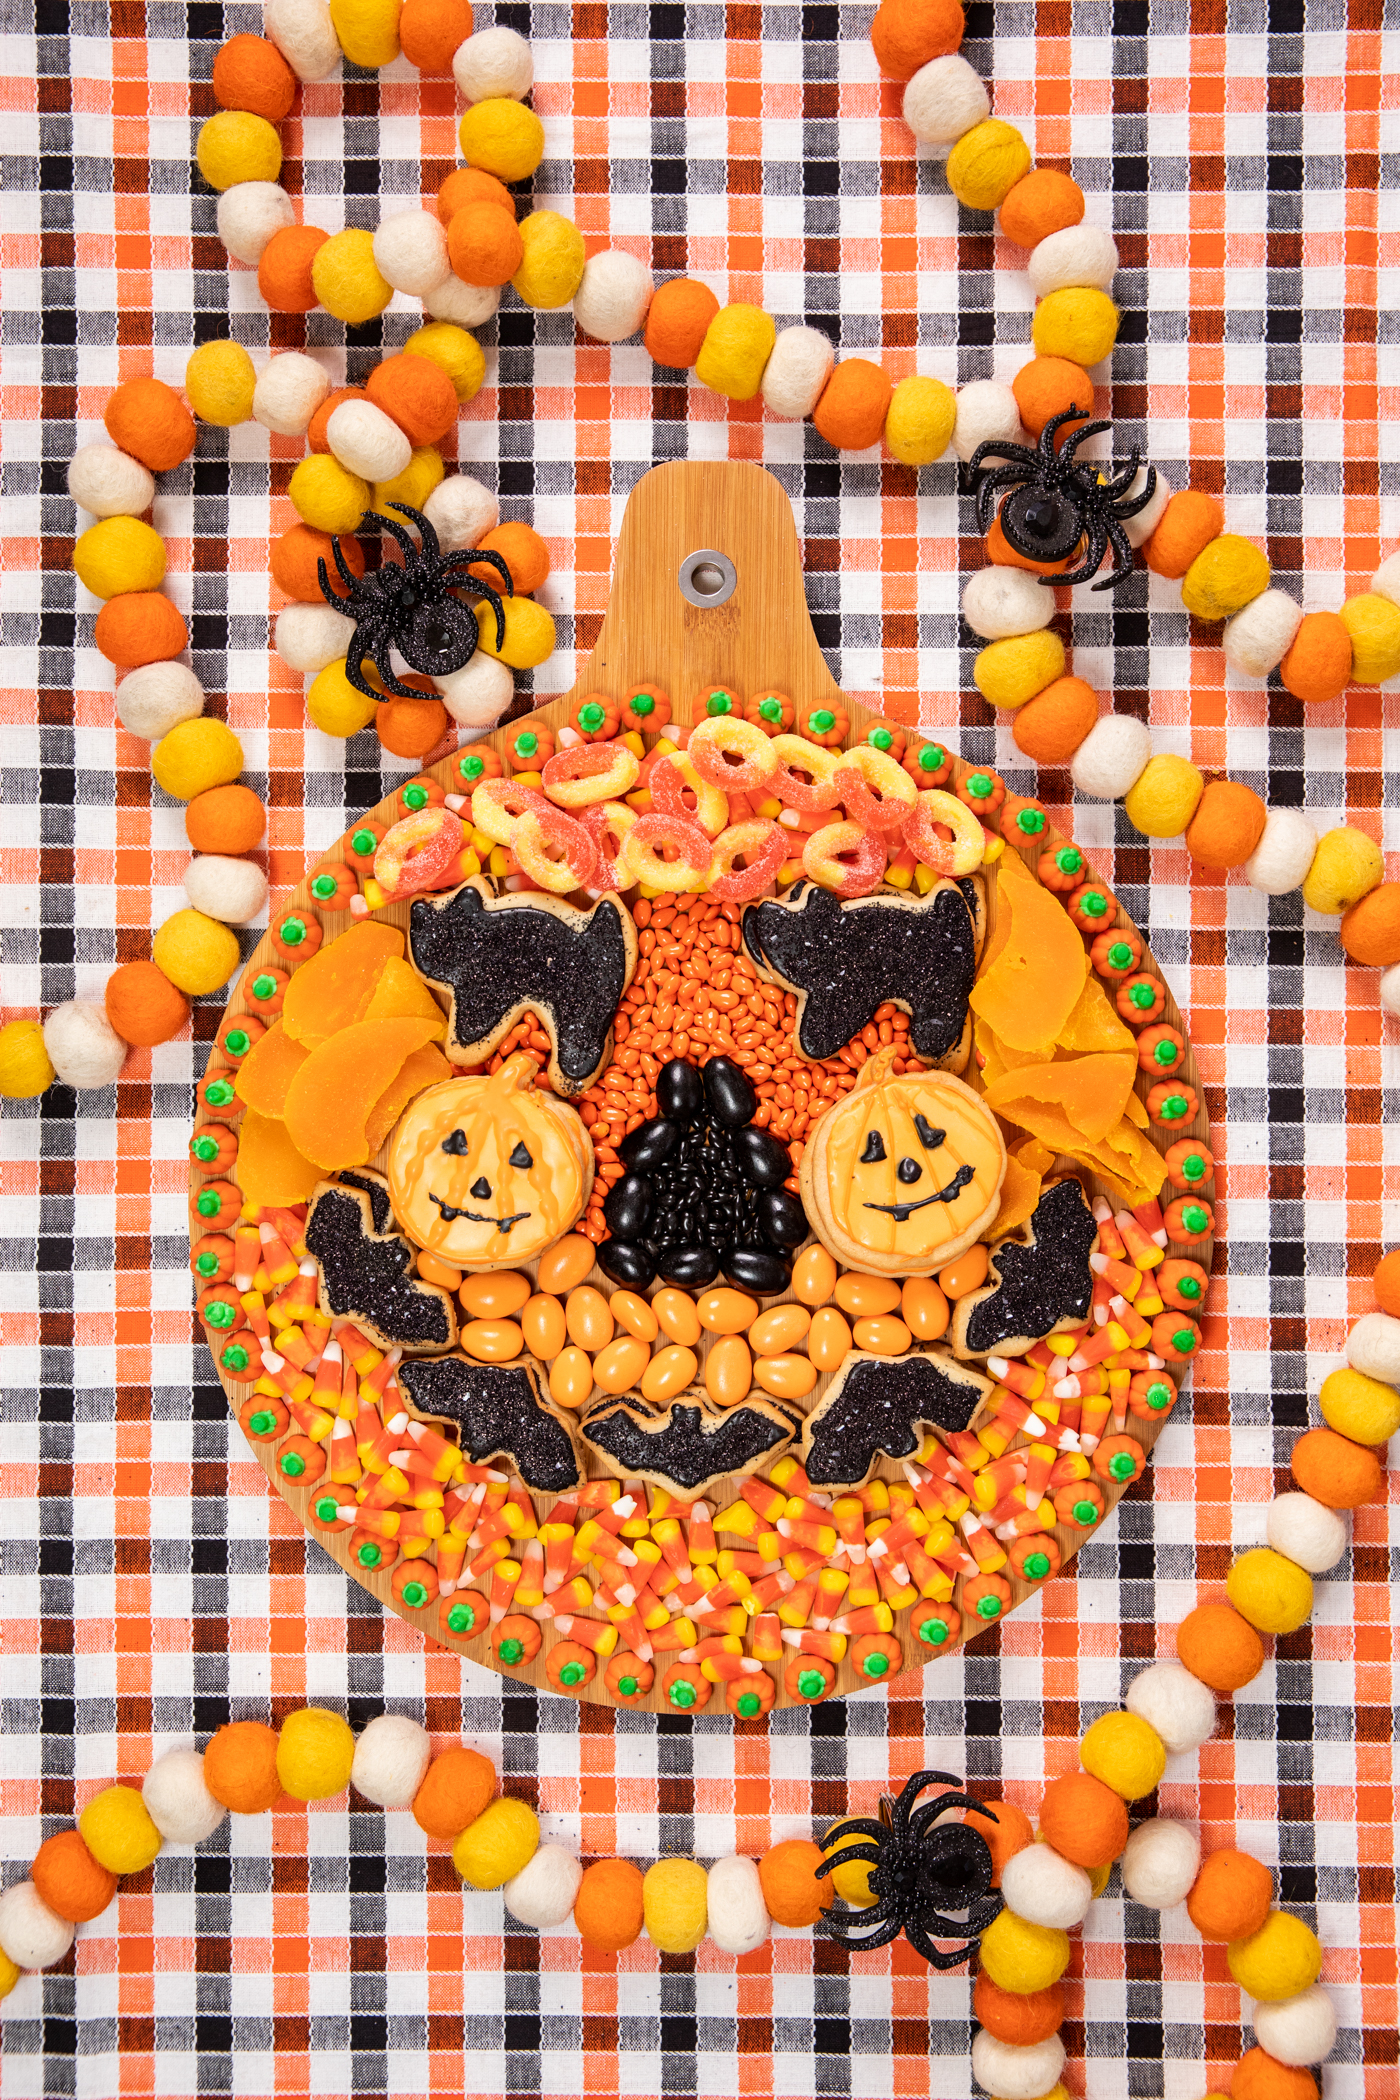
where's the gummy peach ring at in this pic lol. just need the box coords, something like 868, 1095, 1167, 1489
687, 714, 780, 795
618, 811, 713, 893
769, 733, 842, 813
470, 777, 551, 846
540, 740, 640, 808
372, 807, 465, 897
902, 789, 985, 877
801, 819, 887, 898
512, 806, 600, 894
832, 744, 918, 834
648, 753, 728, 838
580, 799, 638, 890
707, 818, 787, 902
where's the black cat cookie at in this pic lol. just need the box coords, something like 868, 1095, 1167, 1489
951, 1177, 1099, 1360
800, 1348, 995, 1492
304, 1175, 457, 1355
398, 1354, 585, 1495
581, 1390, 795, 1497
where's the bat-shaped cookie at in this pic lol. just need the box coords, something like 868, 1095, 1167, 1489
581, 1389, 794, 1497
800, 1347, 996, 1492
951, 1177, 1098, 1360
397, 1353, 585, 1496
304, 1175, 457, 1355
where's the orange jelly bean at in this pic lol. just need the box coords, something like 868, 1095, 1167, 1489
640, 1344, 698, 1401
748, 1304, 811, 1356
565, 1285, 614, 1353
461, 1319, 524, 1363
592, 1336, 651, 1395
834, 1272, 903, 1318
939, 1243, 990, 1300
696, 1287, 759, 1335
549, 1345, 594, 1410
520, 1293, 567, 1362
902, 1276, 950, 1341
652, 1287, 701, 1347
852, 1316, 911, 1357
791, 1245, 837, 1307
416, 1251, 463, 1291
536, 1234, 597, 1294
609, 1290, 659, 1342
459, 1270, 531, 1319
705, 1334, 752, 1407
808, 1306, 854, 1371
752, 1353, 818, 1400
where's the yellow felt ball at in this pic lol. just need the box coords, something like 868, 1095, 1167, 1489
474, 592, 556, 670
510, 211, 586, 311
288, 454, 371, 535
1032, 286, 1120, 367
307, 659, 382, 738
1124, 752, 1205, 839
945, 119, 1032, 212
1339, 592, 1400, 685
311, 230, 393, 326
974, 631, 1066, 710
151, 909, 242, 997
1300, 825, 1384, 915
1079, 1711, 1167, 1800
73, 516, 166, 600
185, 340, 257, 427
1226, 1548, 1314, 1636
1227, 1911, 1323, 2003
977, 1907, 1071, 1993
0, 1020, 56, 1099
0, 1948, 21, 1999
459, 98, 546, 184
78, 1785, 164, 1876
642, 1858, 709, 1954
1319, 1364, 1400, 1446
1086, 1859, 1112, 1898
1180, 535, 1272, 623
275, 1707, 356, 1802
197, 110, 282, 192
695, 304, 777, 402
452, 1796, 540, 1889
373, 446, 445, 516
404, 321, 486, 404
823, 1832, 877, 1909
151, 718, 243, 801
883, 374, 957, 466
329, 0, 402, 67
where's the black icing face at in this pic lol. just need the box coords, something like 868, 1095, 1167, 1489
854, 1109, 974, 1225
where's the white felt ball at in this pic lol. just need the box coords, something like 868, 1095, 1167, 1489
142, 1749, 229, 1845
184, 856, 269, 926
372, 210, 451, 299
434, 649, 514, 727
217, 182, 296, 266
1251, 1984, 1339, 2067
350, 1714, 433, 1809
1120, 1818, 1201, 1910
422, 475, 499, 555
275, 603, 357, 674
761, 327, 835, 421
1266, 1492, 1348, 1575
264, 0, 342, 81
1027, 224, 1120, 297
115, 661, 205, 742
1244, 806, 1318, 896
961, 567, 1054, 641
424, 275, 501, 330
1346, 1310, 1400, 1386
1070, 712, 1152, 800
704, 1855, 770, 1956
1124, 1661, 1217, 1756
572, 250, 654, 344
327, 398, 412, 484
0, 1881, 76, 1971
503, 1845, 584, 1929
1223, 589, 1304, 680
903, 54, 990, 149
43, 1002, 128, 1091
1121, 467, 1172, 549
453, 25, 534, 102
970, 2030, 1066, 2100
253, 352, 331, 438
952, 381, 1025, 465
1381, 964, 1400, 1018
999, 1843, 1093, 1929
68, 443, 156, 521
1370, 551, 1400, 608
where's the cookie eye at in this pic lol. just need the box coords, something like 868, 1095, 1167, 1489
897, 1157, 922, 1184
914, 1113, 946, 1150
441, 1128, 469, 1155
508, 1141, 533, 1170
860, 1130, 887, 1164
470, 1176, 492, 1200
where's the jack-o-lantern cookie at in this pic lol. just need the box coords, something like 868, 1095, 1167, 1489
799, 1048, 1006, 1278
386, 1051, 594, 1271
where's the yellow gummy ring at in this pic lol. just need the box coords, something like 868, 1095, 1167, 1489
903, 788, 985, 876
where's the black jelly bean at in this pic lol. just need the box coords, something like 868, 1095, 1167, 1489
619, 1116, 680, 1171
703, 1055, 757, 1127
724, 1246, 792, 1295
656, 1059, 705, 1122
758, 1186, 809, 1249
658, 1243, 722, 1288
603, 1173, 652, 1239
597, 1238, 657, 1289
729, 1123, 793, 1188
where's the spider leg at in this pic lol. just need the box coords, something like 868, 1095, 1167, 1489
814, 1843, 885, 1882
973, 463, 1033, 535
458, 547, 516, 598
1058, 416, 1114, 467
340, 632, 383, 702
1055, 519, 1110, 589
470, 581, 509, 651
1093, 515, 1136, 591
1038, 406, 1092, 466
818, 1910, 904, 1952
386, 501, 439, 563
1111, 462, 1158, 517
364, 510, 422, 566
819, 1819, 889, 1853
964, 437, 1039, 482
906, 1923, 981, 1970
1096, 448, 1144, 502
907, 1791, 990, 1841
964, 1892, 1006, 1935
371, 634, 424, 699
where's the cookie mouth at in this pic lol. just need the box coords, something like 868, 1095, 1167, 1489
862, 1162, 975, 1223
430, 1192, 531, 1231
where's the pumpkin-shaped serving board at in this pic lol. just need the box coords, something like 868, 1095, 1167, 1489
199, 461, 1212, 1711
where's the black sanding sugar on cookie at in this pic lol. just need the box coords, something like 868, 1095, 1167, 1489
742, 882, 977, 1065
581, 1394, 793, 1495
305, 1182, 455, 1352
334, 1168, 392, 1233
801, 1349, 995, 1490
956, 1178, 1098, 1359
399, 1355, 584, 1494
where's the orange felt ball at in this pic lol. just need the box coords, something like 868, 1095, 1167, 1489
1279, 609, 1352, 704
1176, 1602, 1266, 1693
964, 1799, 1034, 1886
1374, 1250, 1400, 1317
645, 278, 721, 370
398, 0, 473, 72
185, 783, 267, 855
1186, 1849, 1273, 1942
973, 1974, 1065, 2046
813, 358, 893, 453
271, 523, 366, 602
1232, 2048, 1320, 2100
212, 34, 297, 120
258, 224, 330, 314
1290, 1425, 1383, 1510
1011, 355, 1094, 439
1144, 490, 1225, 580
758, 1839, 834, 1928
1012, 675, 1099, 764
1184, 779, 1268, 870
870, 0, 965, 78
104, 378, 197, 473
986, 513, 1076, 576
104, 960, 191, 1047
1340, 880, 1400, 966
447, 201, 525, 287
468, 521, 549, 595
308, 387, 370, 454
436, 166, 515, 225
365, 353, 459, 448
31, 1829, 120, 1924
94, 591, 188, 669
574, 1857, 647, 1951
1038, 1772, 1129, 1869
377, 692, 451, 760
999, 169, 1086, 248
411, 1745, 496, 1841
203, 1720, 284, 1814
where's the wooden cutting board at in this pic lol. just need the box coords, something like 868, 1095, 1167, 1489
198, 460, 1212, 1710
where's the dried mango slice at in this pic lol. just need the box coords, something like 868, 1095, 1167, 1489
361, 955, 447, 1039
971, 849, 1087, 1055
233, 1019, 309, 1118
987, 1094, 1164, 1210
363, 1040, 454, 1156
1056, 974, 1135, 1057
281, 1017, 441, 1171
281, 920, 405, 1048
235, 1108, 326, 1208
987, 1148, 1042, 1238
983, 1051, 1139, 1146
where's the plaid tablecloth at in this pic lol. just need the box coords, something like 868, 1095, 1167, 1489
1, 0, 1397, 2094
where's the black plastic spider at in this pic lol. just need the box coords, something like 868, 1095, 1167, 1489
318, 501, 515, 700
814, 1770, 1004, 1968
965, 406, 1157, 593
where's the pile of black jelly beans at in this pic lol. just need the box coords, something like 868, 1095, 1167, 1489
597, 1056, 809, 1295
